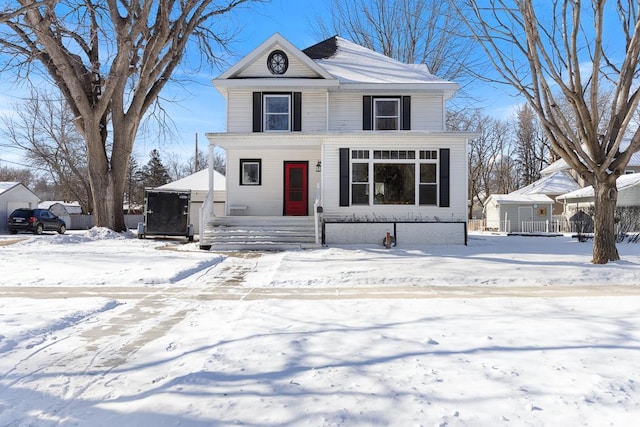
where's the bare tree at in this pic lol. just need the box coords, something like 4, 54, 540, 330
313, 0, 476, 85
457, 0, 640, 263
211, 149, 226, 175
1, 91, 92, 212
513, 104, 552, 186
449, 108, 513, 218
0, 0, 258, 231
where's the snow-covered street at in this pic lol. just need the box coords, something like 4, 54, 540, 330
1, 229, 639, 426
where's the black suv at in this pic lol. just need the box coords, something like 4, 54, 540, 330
8, 208, 66, 235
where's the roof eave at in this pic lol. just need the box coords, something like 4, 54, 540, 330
337, 82, 458, 95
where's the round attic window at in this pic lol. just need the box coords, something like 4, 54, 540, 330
267, 50, 288, 75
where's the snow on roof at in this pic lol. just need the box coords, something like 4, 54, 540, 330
304, 36, 458, 90
509, 171, 581, 196
158, 169, 226, 192
38, 201, 83, 214
557, 172, 640, 201
540, 140, 640, 175
0, 182, 20, 194
488, 194, 554, 205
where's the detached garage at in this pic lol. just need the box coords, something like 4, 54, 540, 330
156, 169, 226, 235
0, 182, 40, 234
484, 194, 553, 233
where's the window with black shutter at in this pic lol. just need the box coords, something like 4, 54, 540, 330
362, 96, 411, 130
252, 92, 302, 132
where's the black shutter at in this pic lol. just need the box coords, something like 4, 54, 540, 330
402, 96, 411, 130
339, 148, 350, 206
293, 92, 302, 131
439, 148, 450, 207
362, 96, 372, 130
252, 92, 262, 132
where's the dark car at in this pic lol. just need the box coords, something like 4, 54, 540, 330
7, 208, 66, 235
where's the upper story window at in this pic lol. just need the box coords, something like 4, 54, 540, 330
363, 96, 411, 131
253, 92, 302, 132
264, 94, 290, 131
374, 99, 400, 130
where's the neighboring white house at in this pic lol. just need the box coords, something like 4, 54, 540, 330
157, 169, 226, 234
484, 194, 554, 233
0, 182, 40, 234
540, 141, 640, 188
508, 170, 581, 215
556, 172, 640, 217
201, 33, 475, 247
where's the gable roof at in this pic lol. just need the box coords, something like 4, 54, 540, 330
304, 36, 458, 93
0, 182, 20, 195
158, 169, 226, 192
0, 181, 40, 201
557, 172, 640, 201
214, 33, 458, 94
215, 33, 333, 81
540, 139, 640, 175
487, 194, 554, 205
509, 171, 581, 197
38, 201, 83, 214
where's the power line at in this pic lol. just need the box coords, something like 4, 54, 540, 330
0, 157, 31, 168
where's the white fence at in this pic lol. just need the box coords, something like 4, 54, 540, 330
470, 215, 639, 234
521, 221, 550, 233
67, 215, 143, 230
469, 217, 577, 233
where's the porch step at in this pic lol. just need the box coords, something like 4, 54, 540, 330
200, 216, 321, 250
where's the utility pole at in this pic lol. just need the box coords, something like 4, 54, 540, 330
194, 133, 199, 172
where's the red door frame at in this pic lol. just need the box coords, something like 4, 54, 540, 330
283, 161, 308, 216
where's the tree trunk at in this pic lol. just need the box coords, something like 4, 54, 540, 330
592, 178, 620, 264
83, 120, 131, 232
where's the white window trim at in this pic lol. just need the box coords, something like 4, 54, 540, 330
349, 149, 439, 206
373, 98, 400, 131
263, 94, 291, 132
240, 159, 261, 185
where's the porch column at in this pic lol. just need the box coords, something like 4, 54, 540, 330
209, 143, 215, 218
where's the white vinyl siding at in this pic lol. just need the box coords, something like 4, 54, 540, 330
327, 92, 361, 131
236, 46, 321, 78
302, 91, 327, 132
410, 94, 446, 131
226, 90, 327, 133
327, 92, 445, 132
227, 90, 254, 133
225, 147, 321, 216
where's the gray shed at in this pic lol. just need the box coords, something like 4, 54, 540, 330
0, 182, 40, 234
484, 194, 554, 233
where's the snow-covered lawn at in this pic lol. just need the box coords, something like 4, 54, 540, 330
0, 229, 639, 426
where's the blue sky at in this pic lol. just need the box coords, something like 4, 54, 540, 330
154, 0, 517, 164
142, 0, 334, 161
147, 0, 346, 160
0, 0, 515, 169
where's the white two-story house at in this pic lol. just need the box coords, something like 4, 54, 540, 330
199, 33, 475, 249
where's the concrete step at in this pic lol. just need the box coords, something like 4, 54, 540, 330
200, 216, 320, 251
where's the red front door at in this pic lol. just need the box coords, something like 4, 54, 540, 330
284, 162, 308, 216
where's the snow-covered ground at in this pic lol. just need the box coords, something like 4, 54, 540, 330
1, 229, 639, 426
